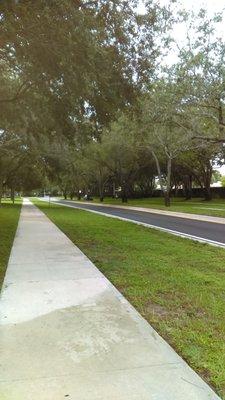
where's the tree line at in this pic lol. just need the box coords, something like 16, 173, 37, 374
0, 1, 224, 206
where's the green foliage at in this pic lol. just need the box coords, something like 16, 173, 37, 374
0, 3, 225, 201
0, 0, 163, 196
211, 170, 222, 184
0, 0, 160, 128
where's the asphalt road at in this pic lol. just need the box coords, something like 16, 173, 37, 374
54, 199, 225, 247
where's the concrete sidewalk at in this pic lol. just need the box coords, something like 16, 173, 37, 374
0, 199, 221, 400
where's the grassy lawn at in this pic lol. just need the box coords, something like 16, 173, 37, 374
64, 196, 225, 218
33, 199, 225, 398
0, 199, 22, 288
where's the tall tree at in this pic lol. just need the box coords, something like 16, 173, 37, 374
140, 79, 195, 206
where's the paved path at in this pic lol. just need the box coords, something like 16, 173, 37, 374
59, 200, 225, 224
52, 199, 225, 248
0, 199, 221, 399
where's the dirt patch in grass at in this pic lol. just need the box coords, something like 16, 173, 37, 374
144, 300, 169, 318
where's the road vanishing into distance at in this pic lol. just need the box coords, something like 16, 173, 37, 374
51, 199, 225, 248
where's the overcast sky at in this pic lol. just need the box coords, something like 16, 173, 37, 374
137, 0, 225, 16
137, 0, 225, 40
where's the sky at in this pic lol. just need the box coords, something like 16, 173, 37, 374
137, 0, 225, 176
137, 0, 225, 16
137, 0, 225, 43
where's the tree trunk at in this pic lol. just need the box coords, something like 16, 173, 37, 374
112, 181, 116, 198
164, 157, 172, 207
184, 175, 192, 200
218, 99, 224, 136
151, 150, 171, 206
99, 182, 104, 202
164, 192, 170, 206
121, 182, 128, 202
151, 151, 164, 194
11, 187, 15, 204
99, 190, 104, 202
188, 175, 192, 200
70, 190, 75, 200
204, 185, 212, 201
174, 182, 178, 197
203, 163, 212, 201
0, 181, 3, 206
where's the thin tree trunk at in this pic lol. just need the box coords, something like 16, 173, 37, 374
121, 181, 128, 202
203, 163, 212, 201
0, 181, 3, 206
204, 177, 212, 200
218, 99, 224, 136
164, 157, 172, 207
11, 186, 15, 204
151, 151, 171, 207
99, 183, 104, 202
204, 186, 212, 201
185, 175, 193, 200
99, 170, 104, 202
183, 176, 192, 200
112, 181, 116, 198
151, 151, 164, 193
174, 181, 178, 197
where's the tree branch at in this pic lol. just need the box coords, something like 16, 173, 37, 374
192, 136, 225, 143
0, 80, 34, 104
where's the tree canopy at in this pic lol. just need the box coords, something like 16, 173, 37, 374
0, 1, 225, 205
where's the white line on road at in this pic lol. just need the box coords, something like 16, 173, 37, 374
40, 199, 225, 249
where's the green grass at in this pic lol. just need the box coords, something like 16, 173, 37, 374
33, 198, 225, 398
65, 196, 225, 218
0, 199, 22, 288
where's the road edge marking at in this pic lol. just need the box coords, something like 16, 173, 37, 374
38, 199, 225, 249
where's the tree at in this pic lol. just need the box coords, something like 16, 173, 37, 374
0, 0, 162, 135
211, 170, 222, 184
100, 114, 141, 202
174, 9, 225, 145
178, 147, 220, 200
83, 141, 111, 202
140, 79, 195, 206
221, 176, 225, 187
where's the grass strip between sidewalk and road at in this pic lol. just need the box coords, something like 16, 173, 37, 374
0, 199, 22, 288
33, 199, 225, 399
